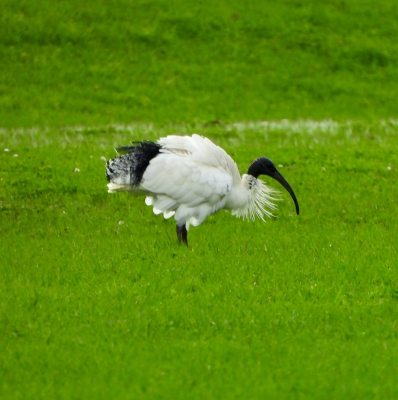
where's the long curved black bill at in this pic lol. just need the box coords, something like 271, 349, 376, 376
268, 170, 300, 215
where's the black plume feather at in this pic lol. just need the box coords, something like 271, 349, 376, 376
106, 141, 161, 186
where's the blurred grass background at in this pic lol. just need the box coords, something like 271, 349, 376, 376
1, 0, 398, 127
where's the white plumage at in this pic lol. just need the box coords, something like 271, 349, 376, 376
106, 134, 299, 246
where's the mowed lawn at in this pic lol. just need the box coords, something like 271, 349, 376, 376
1, 0, 398, 397
1, 0, 398, 126
1, 121, 398, 399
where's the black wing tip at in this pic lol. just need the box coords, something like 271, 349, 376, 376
115, 145, 135, 154
116, 141, 160, 154
109, 141, 161, 186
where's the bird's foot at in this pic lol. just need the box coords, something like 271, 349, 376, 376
176, 225, 188, 247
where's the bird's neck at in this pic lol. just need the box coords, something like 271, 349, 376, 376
227, 175, 278, 220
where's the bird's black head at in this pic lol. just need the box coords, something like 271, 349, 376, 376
248, 157, 300, 215
248, 157, 278, 178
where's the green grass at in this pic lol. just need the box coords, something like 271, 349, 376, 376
1, 0, 398, 397
1, 121, 398, 399
1, 0, 398, 126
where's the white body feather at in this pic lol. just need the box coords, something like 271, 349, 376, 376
107, 134, 278, 230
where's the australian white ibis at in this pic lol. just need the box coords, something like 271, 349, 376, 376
106, 134, 299, 246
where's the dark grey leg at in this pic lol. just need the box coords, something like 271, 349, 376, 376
176, 224, 188, 247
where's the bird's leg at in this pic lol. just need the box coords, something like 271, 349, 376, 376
176, 224, 188, 247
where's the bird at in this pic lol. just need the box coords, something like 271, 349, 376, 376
106, 134, 299, 246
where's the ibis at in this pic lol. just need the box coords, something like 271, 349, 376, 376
106, 134, 299, 246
